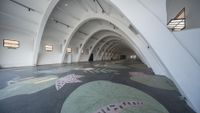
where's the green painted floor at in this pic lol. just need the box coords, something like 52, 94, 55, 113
61, 81, 169, 113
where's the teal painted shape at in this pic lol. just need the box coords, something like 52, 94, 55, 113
61, 81, 169, 113
0, 75, 58, 100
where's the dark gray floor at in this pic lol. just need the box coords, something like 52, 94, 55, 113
0, 61, 195, 113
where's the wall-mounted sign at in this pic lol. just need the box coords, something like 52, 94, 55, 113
3, 39, 20, 49
67, 48, 72, 53
45, 45, 53, 52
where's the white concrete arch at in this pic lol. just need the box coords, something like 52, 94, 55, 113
109, 45, 121, 58
83, 32, 119, 50
78, 28, 135, 62
101, 42, 133, 61
98, 40, 130, 61
103, 43, 124, 60
65, 20, 148, 65
100, 42, 121, 61
110, 0, 200, 111
33, 0, 60, 65
95, 39, 121, 61
89, 38, 122, 61
92, 40, 120, 61
79, 35, 120, 62
58, 15, 164, 75
73, 28, 118, 62
86, 34, 119, 59
109, 47, 133, 60
1, 0, 168, 78
106, 44, 128, 60
58, 15, 165, 77
95, 35, 147, 64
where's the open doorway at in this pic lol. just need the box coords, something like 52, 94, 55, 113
89, 53, 94, 62
120, 55, 126, 60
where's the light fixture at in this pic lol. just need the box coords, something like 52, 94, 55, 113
78, 30, 88, 36
167, 8, 186, 31
67, 48, 72, 53
130, 55, 137, 59
10, 0, 36, 12
3, 39, 20, 49
51, 18, 71, 28
94, 0, 105, 13
65, 4, 68, 7
45, 45, 53, 52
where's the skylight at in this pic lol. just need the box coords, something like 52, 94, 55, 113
167, 8, 186, 31
45, 45, 53, 52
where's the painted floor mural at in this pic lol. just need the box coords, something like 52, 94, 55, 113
55, 74, 83, 91
61, 81, 168, 113
0, 61, 195, 113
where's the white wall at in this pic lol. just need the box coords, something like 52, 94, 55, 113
0, 34, 33, 67
167, 0, 200, 29
0, 0, 51, 67
139, 0, 167, 24
174, 28, 200, 65
37, 38, 63, 65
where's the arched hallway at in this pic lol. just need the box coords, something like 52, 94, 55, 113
0, 60, 195, 113
0, 0, 200, 113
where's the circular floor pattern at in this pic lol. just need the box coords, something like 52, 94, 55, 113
130, 74, 177, 90
61, 80, 169, 113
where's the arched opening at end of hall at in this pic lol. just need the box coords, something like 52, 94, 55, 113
89, 53, 94, 62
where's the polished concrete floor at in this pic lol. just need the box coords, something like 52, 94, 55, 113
0, 60, 195, 113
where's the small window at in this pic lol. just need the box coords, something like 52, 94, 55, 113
167, 8, 186, 31
45, 45, 53, 52
67, 48, 72, 53
3, 39, 20, 49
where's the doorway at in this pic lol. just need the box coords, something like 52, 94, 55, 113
89, 53, 94, 62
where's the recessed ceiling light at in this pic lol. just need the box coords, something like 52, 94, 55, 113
65, 4, 68, 6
